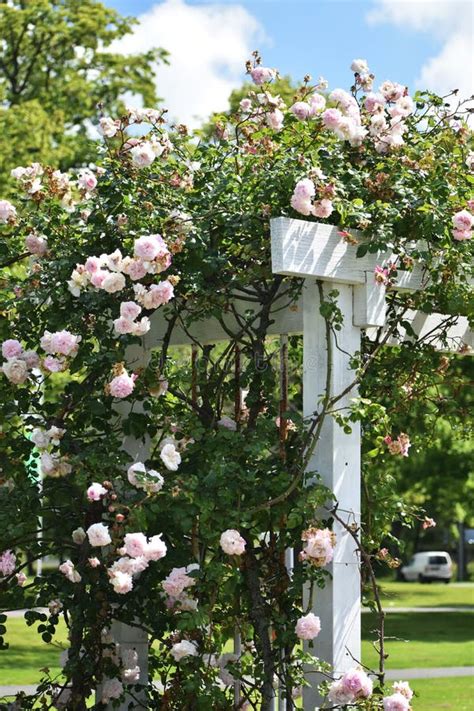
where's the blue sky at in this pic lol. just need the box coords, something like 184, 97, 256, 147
107, 0, 473, 125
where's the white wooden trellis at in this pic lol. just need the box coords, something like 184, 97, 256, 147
105, 217, 472, 710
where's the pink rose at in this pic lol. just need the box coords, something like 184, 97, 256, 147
86, 522, 111, 547
87, 482, 108, 502
0, 550, 16, 576
452, 209, 473, 231
2, 339, 23, 359
25, 233, 48, 256
109, 371, 135, 398
340, 668, 373, 699
77, 170, 97, 192
452, 228, 472, 241
290, 101, 311, 121
0, 199, 16, 223
110, 570, 134, 594
43, 356, 66, 373
145, 534, 167, 561
48, 330, 81, 357
120, 301, 142, 321
102, 272, 126, 294
130, 142, 156, 168
309, 93, 326, 115
220, 529, 246, 556
295, 612, 321, 640
113, 317, 135, 335
266, 109, 284, 131
364, 92, 385, 114
383, 692, 410, 711
134, 234, 165, 261
85, 256, 101, 274
250, 66, 275, 85
322, 108, 343, 129
312, 199, 333, 219
123, 532, 148, 558
392, 682, 413, 701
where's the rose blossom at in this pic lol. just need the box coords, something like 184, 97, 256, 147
110, 570, 134, 594
340, 668, 373, 699
109, 371, 136, 398
120, 301, 142, 321
295, 612, 321, 640
322, 107, 343, 129
160, 442, 181, 471
130, 142, 156, 168
266, 109, 284, 131
250, 66, 275, 85
123, 532, 148, 558
102, 272, 126, 294
31, 427, 50, 449
59, 560, 81, 583
422, 516, 436, 529
88, 557, 100, 568
16, 571, 27, 586
101, 679, 123, 704
452, 209, 473, 231
132, 317, 151, 336
25, 233, 48, 256
99, 116, 119, 138
290, 101, 311, 121
127, 462, 164, 493
145, 534, 167, 561
72, 527, 86, 544
0, 199, 16, 223
351, 58, 369, 74
327, 680, 354, 705
22, 350, 39, 368
380, 80, 405, 102
220, 529, 246, 556
113, 317, 135, 335
77, 170, 97, 192
41, 330, 80, 357
162, 566, 196, 597
383, 692, 410, 711
170, 640, 198, 662
365, 92, 385, 114
2, 357, 29, 384
134, 234, 163, 260
312, 199, 333, 219
392, 681, 413, 701
86, 522, 112, 547
0, 550, 16, 576
43, 356, 66, 373
2, 339, 23, 359
300, 527, 335, 566
87, 482, 108, 501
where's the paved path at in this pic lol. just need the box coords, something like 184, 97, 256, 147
385, 666, 474, 680
362, 606, 473, 613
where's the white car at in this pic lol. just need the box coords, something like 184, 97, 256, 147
400, 551, 452, 583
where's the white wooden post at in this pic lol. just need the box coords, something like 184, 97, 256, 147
302, 280, 361, 708
99, 340, 151, 710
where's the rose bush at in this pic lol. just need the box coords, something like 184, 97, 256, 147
0, 52, 472, 709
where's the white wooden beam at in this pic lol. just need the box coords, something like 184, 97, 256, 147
302, 280, 361, 708
270, 217, 426, 287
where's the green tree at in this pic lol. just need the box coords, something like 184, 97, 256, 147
0, 0, 167, 192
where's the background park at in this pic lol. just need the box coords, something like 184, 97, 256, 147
0, 1, 473, 709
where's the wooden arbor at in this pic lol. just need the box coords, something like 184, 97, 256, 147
107, 217, 472, 710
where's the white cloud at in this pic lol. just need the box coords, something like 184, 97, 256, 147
111, 0, 266, 126
367, 0, 474, 100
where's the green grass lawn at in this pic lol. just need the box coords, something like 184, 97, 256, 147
373, 581, 474, 609
411, 676, 474, 710
1, 588, 473, 687
362, 611, 474, 669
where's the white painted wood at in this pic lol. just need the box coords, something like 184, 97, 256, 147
302, 280, 361, 709
148, 297, 471, 355
271, 217, 427, 288
100, 339, 152, 710
353, 272, 387, 328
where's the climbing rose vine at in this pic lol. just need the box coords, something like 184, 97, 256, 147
0, 52, 472, 709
